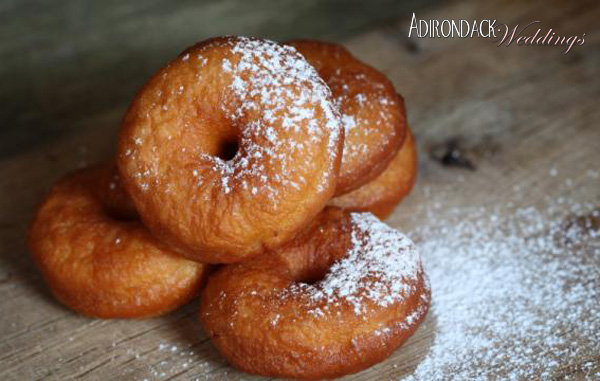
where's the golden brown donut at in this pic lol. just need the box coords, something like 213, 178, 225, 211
27, 163, 207, 319
288, 40, 407, 196
329, 128, 418, 220
118, 36, 343, 264
200, 208, 430, 379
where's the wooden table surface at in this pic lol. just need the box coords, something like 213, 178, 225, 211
1, 0, 598, 380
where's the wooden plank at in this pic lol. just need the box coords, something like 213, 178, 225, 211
0, 0, 598, 379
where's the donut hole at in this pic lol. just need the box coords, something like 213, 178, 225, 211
217, 140, 239, 161
105, 207, 138, 222
103, 204, 140, 222
281, 211, 353, 286
296, 267, 330, 285
289, 256, 339, 285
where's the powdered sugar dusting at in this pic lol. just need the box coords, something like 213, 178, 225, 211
123, 37, 342, 205
317, 213, 422, 313
327, 70, 400, 167
284, 212, 425, 317
401, 200, 600, 380
196, 37, 342, 202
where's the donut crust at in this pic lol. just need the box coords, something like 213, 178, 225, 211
329, 128, 417, 219
200, 208, 430, 379
27, 163, 207, 318
288, 40, 407, 196
118, 37, 343, 263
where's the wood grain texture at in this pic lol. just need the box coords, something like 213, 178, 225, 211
0, 0, 598, 380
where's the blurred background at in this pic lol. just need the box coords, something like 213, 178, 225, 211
1, 0, 435, 159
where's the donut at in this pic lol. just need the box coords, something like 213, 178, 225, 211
27, 163, 207, 319
117, 36, 343, 264
200, 207, 430, 379
287, 40, 407, 196
329, 127, 418, 220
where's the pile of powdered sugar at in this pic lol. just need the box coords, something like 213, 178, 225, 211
401, 199, 599, 380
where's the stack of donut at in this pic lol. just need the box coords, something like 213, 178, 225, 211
28, 36, 429, 379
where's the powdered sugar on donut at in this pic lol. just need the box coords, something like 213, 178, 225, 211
122, 37, 342, 206
285, 212, 425, 317
320, 212, 423, 313
197, 37, 342, 202
328, 70, 400, 165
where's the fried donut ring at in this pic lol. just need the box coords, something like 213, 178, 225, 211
329, 128, 418, 220
288, 40, 407, 196
27, 163, 207, 319
118, 36, 343, 263
200, 208, 430, 379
